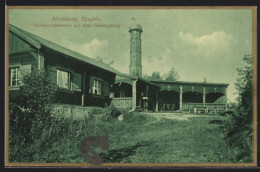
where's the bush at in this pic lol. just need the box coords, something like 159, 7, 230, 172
9, 69, 56, 162
101, 104, 121, 121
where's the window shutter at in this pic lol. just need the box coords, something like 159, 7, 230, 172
47, 66, 57, 87
20, 64, 31, 76
89, 77, 93, 94
19, 64, 31, 85
103, 81, 109, 97
101, 81, 104, 95
17, 68, 23, 85
73, 72, 82, 92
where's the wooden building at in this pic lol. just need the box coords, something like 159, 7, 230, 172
150, 80, 229, 113
8, 24, 117, 107
112, 76, 228, 113
111, 73, 160, 111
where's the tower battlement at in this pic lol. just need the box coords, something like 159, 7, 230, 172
129, 24, 143, 33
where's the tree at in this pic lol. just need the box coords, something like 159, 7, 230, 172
234, 54, 253, 124
224, 54, 253, 162
144, 68, 180, 81
151, 72, 163, 80
163, 67, 179, 81
143, 71, 163, 80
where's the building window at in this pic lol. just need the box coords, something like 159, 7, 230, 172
57, 69, 71, 90
92, 79, 102, 95
9, 67, 20, 87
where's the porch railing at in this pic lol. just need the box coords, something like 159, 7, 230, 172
111, 97, 133, 109
182, 102, 227, 114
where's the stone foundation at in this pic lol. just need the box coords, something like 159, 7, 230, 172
51, 104, 103, 120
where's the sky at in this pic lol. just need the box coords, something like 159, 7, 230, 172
9, 8, 253, 102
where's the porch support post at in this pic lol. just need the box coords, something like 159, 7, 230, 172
203, 86, 206, 106
146, 85, 149, 110
179, 85, 183, 112
81, 71, 86, 106
37, 49, 44, 70
155, 90, 159, 112
132, 80, 137, 110
146, 85, 149, 97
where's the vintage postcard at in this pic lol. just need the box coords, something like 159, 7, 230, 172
5, 6, 257, 167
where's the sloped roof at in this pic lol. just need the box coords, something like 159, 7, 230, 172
115, 72, 160, 88
9, 24, 118, 74
115, 72, 228, 87
150, 80, 229, 87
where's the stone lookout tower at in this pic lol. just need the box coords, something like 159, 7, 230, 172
129, 24, 143, 77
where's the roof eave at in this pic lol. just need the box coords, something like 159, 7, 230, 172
9, 25, 41, 49
41, 45, 117, 74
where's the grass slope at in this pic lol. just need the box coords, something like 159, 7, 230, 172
10, 112, 238, 163
101, 113, 236, 163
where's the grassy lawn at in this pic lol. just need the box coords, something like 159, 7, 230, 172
100, 113, 237, 163
10, 112, 239, 163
